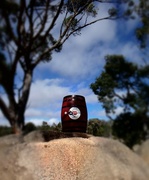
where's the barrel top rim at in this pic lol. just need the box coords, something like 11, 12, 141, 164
63, 95, 85, 98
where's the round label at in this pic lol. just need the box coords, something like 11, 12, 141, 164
68, 107, 81, 120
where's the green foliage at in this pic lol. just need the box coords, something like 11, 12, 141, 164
136, 14, 149, 48
87, 118, 112, 137
0, 122, 62, 136
64, 16, 79, 31
136, 0, 149, 48
108, 8, 117, 17
1, 0, 19, 14
38, 121, 62, 132
0, 126, 12, 137
90, 55, 149, 116
66, 0, 97, 16
64, 1, 97, 35
86, 3, 97, 17
23, 122, 37, 135
122, 0, 149, 48
112, 112, 149, 148
91, 55, 149, 147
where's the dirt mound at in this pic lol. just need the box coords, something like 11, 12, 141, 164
135, 139, 149, 166
0, 131, 149, 180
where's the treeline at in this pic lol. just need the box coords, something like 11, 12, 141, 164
0, 119, 111, 137
0, 122, 61, 137
0, 118, 148, 149
0, 126, 12, 137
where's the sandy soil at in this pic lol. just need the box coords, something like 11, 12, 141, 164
0, 131, 149, 180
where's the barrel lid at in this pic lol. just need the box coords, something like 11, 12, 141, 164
63, 95, 85, 99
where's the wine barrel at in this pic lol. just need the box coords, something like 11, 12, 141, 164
61, 95, 88, 133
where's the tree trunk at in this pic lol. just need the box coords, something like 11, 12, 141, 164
10, 114, 25, 134
11, 121, 22, 134
12, 70, 33, 134
0, 70, 33, 135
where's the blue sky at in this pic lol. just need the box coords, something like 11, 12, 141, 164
0, 3, 143, 126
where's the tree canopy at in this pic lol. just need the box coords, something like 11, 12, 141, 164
90, 55, 149, 119
112, 112, 149, 148
135, 0, 149, 48
90, 55, 149, 147
87, 118, 112, 137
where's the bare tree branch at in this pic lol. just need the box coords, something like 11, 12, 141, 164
17, 0, 26, 47
26, 0, 35, 41
33, 0, 64, 43
62, 15, 113, 44
2, 9, 18, 46
32, 0, 50, 39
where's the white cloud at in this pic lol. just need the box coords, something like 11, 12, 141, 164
89, 107, 108, 121
28, 78, 70, 108
37, 5, 118, 81
48, 118, 59, 125
29, 78, 98, 110
115, 107, 124, 116
38, 13, 142, 82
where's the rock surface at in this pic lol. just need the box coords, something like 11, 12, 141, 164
0, 132, 149, 180
135, 139, 149, 166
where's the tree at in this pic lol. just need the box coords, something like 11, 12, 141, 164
118, 0, 149, 48
0, 0, 122, 134
90, 55, 149, 119
135, 0, 149, 48
87, 118, 112, 137
112, 112, 149, 148
23, 122, 37, 135
90, 55, 149, 146
0, 126, 12, 137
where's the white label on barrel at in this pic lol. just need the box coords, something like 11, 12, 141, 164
68, 107, 81, 120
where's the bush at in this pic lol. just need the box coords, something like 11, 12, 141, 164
112, 112, 148, 148
87, 119, 112, 137
0, 126, 12, 137
23, 122, 37, 135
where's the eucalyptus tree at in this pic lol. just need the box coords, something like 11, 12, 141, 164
0, 0, 125, 133
90, 55, 149, 119
90, 55, 149, 146
135, 0, 149, 48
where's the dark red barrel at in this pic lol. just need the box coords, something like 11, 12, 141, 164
61, 95, 88, 133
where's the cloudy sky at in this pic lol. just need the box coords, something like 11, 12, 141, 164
0, 3, 143, 126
